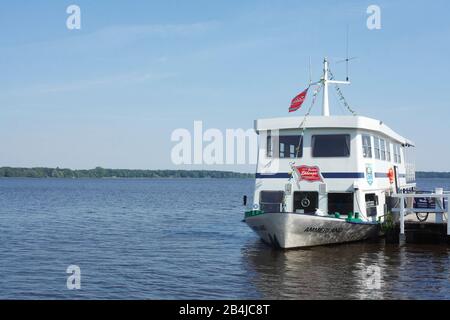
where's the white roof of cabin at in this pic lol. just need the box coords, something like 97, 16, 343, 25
254, 115, 415, 146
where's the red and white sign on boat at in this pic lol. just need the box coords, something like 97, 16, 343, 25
294, 165, 323, 182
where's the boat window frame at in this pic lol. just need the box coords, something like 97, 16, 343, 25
259, 191, 284, 213
278, 135, 303, 159
386, 141, 392, 162
374, 136, 381, 160
393, 144, 402, 164
293, 191, 319, 214
365, 193, 379, 217
393, 144, 397, 163
362, 134, 372, 158
266, 131, 273, 158
380, 138, 386, 161
327, 192, 354, 215
311, 134, 351, 158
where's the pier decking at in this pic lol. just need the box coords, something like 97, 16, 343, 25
390, 190, 449, 244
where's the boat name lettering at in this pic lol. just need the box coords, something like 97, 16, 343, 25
304, 226, 343, 233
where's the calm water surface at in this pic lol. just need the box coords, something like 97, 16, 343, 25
0, 178, 449, 299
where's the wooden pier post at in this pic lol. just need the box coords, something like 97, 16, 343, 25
447, 195, 450, 236
399, 194, 405, 243
435, 188, 444, 224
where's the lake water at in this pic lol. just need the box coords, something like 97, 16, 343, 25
0, 178, 449, 299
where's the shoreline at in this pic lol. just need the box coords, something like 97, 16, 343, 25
0, 167, 253, 179
0, 176, 255, 179
0, 167, 449, 179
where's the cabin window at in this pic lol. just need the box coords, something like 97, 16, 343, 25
380, 139, 386, 161
260, 191, 284, 213
279, 135, 303, 158
386, 141, 391, 161
362, 135, 372, 158
266, 132, 273, 157
311, 134, 350, 157
328, 193, 354, 215
293, 191, 318, 213
365, 193, 378, 217
393, 144, 402, 163
373, 137, 380, 159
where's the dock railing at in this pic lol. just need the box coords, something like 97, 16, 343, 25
391, 188, 449, 237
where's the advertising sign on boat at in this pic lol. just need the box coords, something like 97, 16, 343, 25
294, 165, 323, 182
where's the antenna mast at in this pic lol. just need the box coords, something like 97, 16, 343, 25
321, 57, 351, 116
346, 25, 349, 81
309, 56, 312, 85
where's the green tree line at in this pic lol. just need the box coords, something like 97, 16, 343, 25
0, 167, 254, 179
0, 167, 447, 179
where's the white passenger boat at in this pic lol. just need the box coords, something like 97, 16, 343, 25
244, 58, 416, 249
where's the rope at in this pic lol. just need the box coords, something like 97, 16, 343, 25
328, 68, 357, 116
298, 84, 322, 135
288, 84, 322, 182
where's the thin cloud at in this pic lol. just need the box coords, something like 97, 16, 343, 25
1, 71, 178, 96
0, 21, 219, 53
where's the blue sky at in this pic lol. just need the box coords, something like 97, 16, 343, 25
0, 0, 449, 171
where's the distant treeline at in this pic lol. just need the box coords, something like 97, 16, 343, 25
416, 171, 450, 179
1, 167, 448, 179
0, 167, 253, 179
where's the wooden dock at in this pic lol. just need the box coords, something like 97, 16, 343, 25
402, 221, 449, 244
389, 191, 449, 244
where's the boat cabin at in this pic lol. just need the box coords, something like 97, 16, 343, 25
253, 115, 416, 221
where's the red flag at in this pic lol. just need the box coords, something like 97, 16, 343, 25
289, 88, 309, 112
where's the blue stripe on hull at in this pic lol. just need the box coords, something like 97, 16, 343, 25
256, 172, 364, 179
375, 173, 407, 178
323, 172, 364, 178
375, 172, 388, 178
255, 173, 291, 179
255, 172, 410, 180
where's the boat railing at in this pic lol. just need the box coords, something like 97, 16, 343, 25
405, 162, 416, 183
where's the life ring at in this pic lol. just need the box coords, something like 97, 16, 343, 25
301, 197, 311, 208
388, 168, 395, 184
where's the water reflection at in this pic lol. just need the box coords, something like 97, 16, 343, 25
241, 240, 450, 299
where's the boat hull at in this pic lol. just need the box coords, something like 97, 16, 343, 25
245, 213, 379, 249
